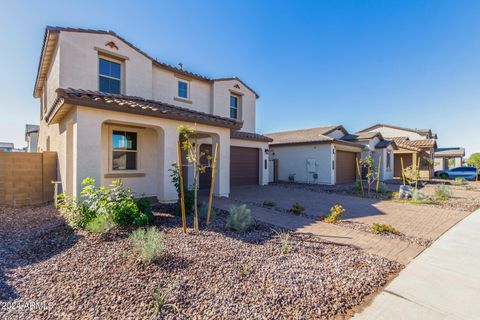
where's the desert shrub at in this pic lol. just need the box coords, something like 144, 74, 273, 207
353, 181, 362, 192
280, 232, 291, 254
129, 227, 165, 263
263, 200, 276, 208
57, 178, 153, 231
288, 202, 305, 215
85, 214, 115, 233
452, 177, 467, 186
411, 188, 428, 201
198, 202, 218, 221
323, 205, 346, 223
377, 182, 389, 194
372, 223, 400, 235
152, 282, 180, 318
226, 204, 254, 231
435, 184, 452, 200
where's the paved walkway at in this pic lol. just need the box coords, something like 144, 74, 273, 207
212, 197, 425, 265
228, 185, 469, 242
354, 208, 480, 319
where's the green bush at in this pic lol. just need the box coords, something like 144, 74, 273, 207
57, 178, 154, 232
86, 214, 115, 233
226, 204, 254, 231
371, 223, 400, 235
288, 202, 305, 215
353, 181, 362, 192
452, 177, 467, 186
377, 182, 389, 194
129, 227, 165, 263
435, 184, 452, 200
198, 202, 218, 221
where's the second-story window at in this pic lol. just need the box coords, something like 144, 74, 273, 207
230, 95, 239, 119
99, 58, 121, 94
177, 80, 189, 99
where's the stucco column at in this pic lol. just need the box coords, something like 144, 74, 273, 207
159, 125, 179, 202
212, 132, 230, 197
75, 109, 102, 198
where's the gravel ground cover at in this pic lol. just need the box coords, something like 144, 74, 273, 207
1, 204, 401, 319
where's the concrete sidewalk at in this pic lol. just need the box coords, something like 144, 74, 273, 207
354, 208, 480, 320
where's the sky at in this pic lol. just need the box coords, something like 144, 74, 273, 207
0, 0, 479, 156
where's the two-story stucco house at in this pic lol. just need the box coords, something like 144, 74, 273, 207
34, 26, 272, 202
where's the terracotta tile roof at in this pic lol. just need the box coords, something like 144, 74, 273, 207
50, 88, 243, 129
434, 147, 465, 157
405, 139, 437, 148
34, 26, 259, 98
390, 136, 437, 151
231, 131, 273, 143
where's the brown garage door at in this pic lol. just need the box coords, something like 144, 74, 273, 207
336, 151, 357, 184
230, 147, 259, 186
394, 154, 412, 178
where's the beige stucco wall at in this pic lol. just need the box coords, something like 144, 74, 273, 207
269, 144, 334, 184
70, 106, 232, 202
213, 80, 256, 132
57, 32, 153, 99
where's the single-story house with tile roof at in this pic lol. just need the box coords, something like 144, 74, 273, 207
390, 137, 437, 179
265, 125, 366, 185
34, 26, 272, 201
434, 147, 465, 171
342, 131, 397, 181
358, 123, 437, 140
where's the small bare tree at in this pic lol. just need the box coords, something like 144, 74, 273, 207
360, 156, 376, 194
178, 125, 212, 231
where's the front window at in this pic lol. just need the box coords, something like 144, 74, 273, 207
112, 130, 137, 170
99, 58, 121, 94
386, 151, 391, 170
178, 80, 189, 99
230, 95, 239, 119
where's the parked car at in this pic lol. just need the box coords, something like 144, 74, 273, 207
435, 166, 478, 180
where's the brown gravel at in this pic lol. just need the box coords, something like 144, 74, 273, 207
340, 221, 432, 247
1, 205, 401, 319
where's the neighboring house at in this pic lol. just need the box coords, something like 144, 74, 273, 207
25, 124, 39, 152
341, 131, 397, 181
34, 26, 271, 201
358, 124, 437, 179
434, 147, 465, 171
0, 142, 14, 152
358, 123, 437, 140
265, 125, 365, 185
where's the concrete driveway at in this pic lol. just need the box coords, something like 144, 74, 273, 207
211, 184, 471, 265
